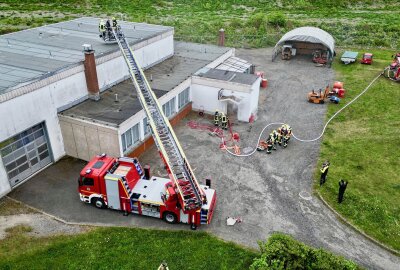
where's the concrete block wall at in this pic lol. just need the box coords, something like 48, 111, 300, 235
59, 116, 120, 161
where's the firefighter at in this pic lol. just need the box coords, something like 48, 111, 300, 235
105, 19, 111, 30
214, 110, 219, 126
320, 161, 330, 186
338, 179, 348, 203
269, 132, 277, 150
99, 19, 106, 38
112, 17, 118, 28
220, 112, 228, 130
272, 129, 279, 144
158, 262, 169, 270
279, 125, 287, 147
277, 127, 282, 145
281, 124, 292, 148
266, 137, 273, 154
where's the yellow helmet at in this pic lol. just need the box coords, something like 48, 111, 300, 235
112, 17, 116, 20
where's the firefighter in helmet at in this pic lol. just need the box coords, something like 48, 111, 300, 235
277, 127, 283, 146
99, 19, 106, 38
220, 112, 228, 130
282, 124, 292, 148
112, 17, 118, 28
266, 136, 273, 154
269, 131, 277, 150
272, 129, 279, 147
105, 19, 111, 30
214, 110, 219, 126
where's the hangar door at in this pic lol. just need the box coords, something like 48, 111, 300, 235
0, 122, 52, 187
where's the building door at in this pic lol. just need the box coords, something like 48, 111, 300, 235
0, 122, 52, 187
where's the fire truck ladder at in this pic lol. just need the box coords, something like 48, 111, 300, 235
112, 27, 203, 211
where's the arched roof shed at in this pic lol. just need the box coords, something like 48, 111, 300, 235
273, 27, 335, 62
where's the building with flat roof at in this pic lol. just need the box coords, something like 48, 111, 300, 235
0, 17, 260, 198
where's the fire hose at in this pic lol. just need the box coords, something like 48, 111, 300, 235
225, 72, 383, 157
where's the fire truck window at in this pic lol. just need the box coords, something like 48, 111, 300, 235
82, 177, 94, 186
92, 161, 104, 169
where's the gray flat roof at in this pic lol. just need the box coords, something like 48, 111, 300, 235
199, 68, 258, 85
0, 17, 173, 94
60, 41, 231, 126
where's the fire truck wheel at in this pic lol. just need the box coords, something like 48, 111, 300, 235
163, 212, 177, 224
92, 198, 105, 209
190, 224, 197, 230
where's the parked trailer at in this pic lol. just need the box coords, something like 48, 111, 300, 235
341, 51, 358, 64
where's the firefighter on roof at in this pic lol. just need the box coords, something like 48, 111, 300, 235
112, 17, 118, 28
105, 19, 111, 30
99, 20, 106, 38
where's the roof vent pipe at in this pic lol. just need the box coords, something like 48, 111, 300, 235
218, 28, 225, 47
115, 94, 119, 102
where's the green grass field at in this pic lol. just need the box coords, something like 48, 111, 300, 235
0, 225, 358, 269
316, 49, 400, 251
0, 1, 399, 48
0, 226, 257, 270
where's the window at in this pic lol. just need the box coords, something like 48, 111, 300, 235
143, 117, 150, 136
82, 177, 94, 186
162, 98, 176, 118
93, 161, 104, 169
178, 88, 190, 109
121, 123, 140, 153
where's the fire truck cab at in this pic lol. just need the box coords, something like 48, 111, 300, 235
78, 154, 216, 229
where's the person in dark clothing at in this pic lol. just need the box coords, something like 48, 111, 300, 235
320, 161, 330, 186
338, 179, 348, 203
105, 19, 111, 29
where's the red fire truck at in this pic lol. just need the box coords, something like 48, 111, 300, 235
78, 154, 216, 229
78, 22, 217, 229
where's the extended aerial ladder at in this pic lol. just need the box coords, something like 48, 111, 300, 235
111, 26, 204, 212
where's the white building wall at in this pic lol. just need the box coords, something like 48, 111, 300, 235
191, 76, 261, 122
0, 33, 174, 196
191, 84, 227, 115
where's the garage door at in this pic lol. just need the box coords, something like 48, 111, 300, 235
0, 123, 52, 187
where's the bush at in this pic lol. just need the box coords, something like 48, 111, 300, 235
250, 234, 360, 270
268, 12, 287, 27
248, 12, 267, 30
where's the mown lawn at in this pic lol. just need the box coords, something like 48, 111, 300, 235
0, 1, 399, 48
0, 226, 257, 270
316, 49, 400, 251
